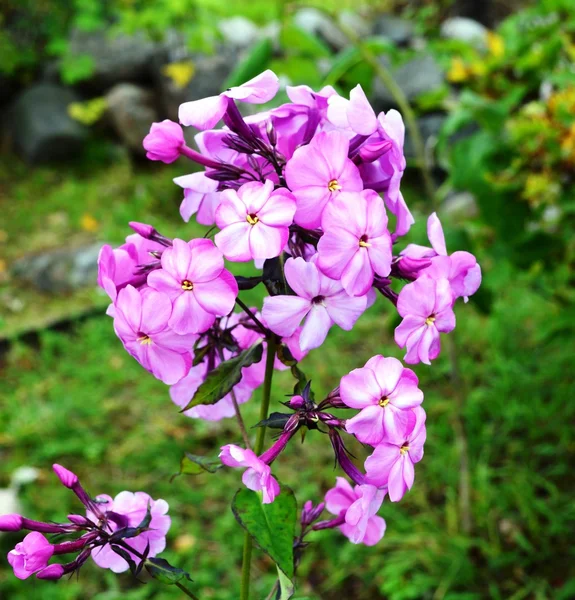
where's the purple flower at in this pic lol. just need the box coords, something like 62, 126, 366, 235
147, 238, 238, 334
219, 445, 280, 504
0, 514, 24, 531
262, 257, 367, 352
317, 189, 392, 296
88, 492, 171, 573
395, 276, 456, 365
215, 180, 297, 261
143, 120, 185, 163
173, 172, 221, 225
285, 130, 363, 229
179, 70, 280, 130
402, 213, 482, 302
326, 84, 379, 135
365, 406, 426, 502
113, 285, 195, 385
8, 532, 54, 579
341, 355, 423, 446
324, 478, 386, 545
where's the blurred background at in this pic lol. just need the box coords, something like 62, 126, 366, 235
0, 0, 574, 598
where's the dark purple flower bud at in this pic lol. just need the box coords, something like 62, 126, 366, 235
0, 514, 23, 531
36, 564, 65, 580
288, 395, 305, 409
129, 222, 172, 247
329, 429, 365, 486
359, 139, 393, 162
67, 514, 92, 527
21, 519, 71, 534
53, 464, 78, 488
259, 429, 298, 465
392, 255, 432, 280
312, 514, 346, 531
266, 119, 277, 147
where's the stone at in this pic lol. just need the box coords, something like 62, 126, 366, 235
218, 16, 260, 48
67, 28, 157, 90
372, 54, 444, 111
10, 84, 88, 164
292, 8, 369, 51
11, 243, 103, 294
442, 191, 479, 222
440, 17, 488, 49
404, 114, 447, 159
373, 15, 414, 46
105, 83, 157, 154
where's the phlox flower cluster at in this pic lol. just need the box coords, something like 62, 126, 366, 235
0, 465, 170, 580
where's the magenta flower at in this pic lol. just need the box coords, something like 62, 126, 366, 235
88, 492, 171, 573
262, 257, 367, 352
113, 285, 195, 385
8, 532, 54, 580
324, 478, 386, 546
143, 119, 185, 163
341, 355, 423, 445
317, 189, 392, 296
147, 238, 238, 334
173, 171, 221, 225
179, 69, 280, 130
219, 445, 280, 504
285, 130, 363, 229
365, 406, 426, 502
215, 180, 297, 261
395, 276, 456, 365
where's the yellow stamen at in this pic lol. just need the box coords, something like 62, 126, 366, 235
327, 179, 342, 192
378, 396, 390, 408
137, 335, 152, 345
246, 214, 259, 226
400, 444, 410, 455
359, 239, 371, 248
181, 280, 194, 291
425, 316, 436, 326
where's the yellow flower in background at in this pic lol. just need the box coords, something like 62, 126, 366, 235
470, 61, 487, 77
162, 60, 196, 89
447, 57, 469, 83
486, 31, 505, 58
81, 214, 99, 233
67, 98, 108, 126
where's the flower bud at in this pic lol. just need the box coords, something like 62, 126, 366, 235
0, 514, 23, 531
36, 564, 65, 580
143, 120, 185, 163
52, 464, 78, 489
358, 139, 393, 162
288, 395, 305, 409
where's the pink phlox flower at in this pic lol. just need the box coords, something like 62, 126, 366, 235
262, 257, 367, 352
88, 492, 170, 573
147, 238, 238, 335
143, 119, 185, 163
113, 285, 195, 385
215, 180, 297, 261
286, 84, 338, 115
173, 171, 221, 225
285, 130, 363, 229
179, 70, 280, 130
317, 189, 392, 296
324, 477, 386, 546
394, 276, 456, 365
403, 213, 482, 302
8, 532, 54, 580
97, 244, 138, 301
326, 84, 379, 136
341, 355, 423, 446
219, 445, 280, 504
364, 406, 426, 502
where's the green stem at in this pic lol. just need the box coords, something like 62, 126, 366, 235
240, 335, 278, 600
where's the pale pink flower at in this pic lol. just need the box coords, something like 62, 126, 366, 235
147, 238, 238, 335
285, 130, 363, 229
143, 119, 185, 163
317, 189, 392, 296
324, 478, 386, 545
262, 257, 367, 352
365, 406, 426, 502
395, 276, 456, 365
215, 180, 296, 261
8, 532, 54, 580
342, 355, 423, 445
326, 84, 379, 135
173, 172, 221, 225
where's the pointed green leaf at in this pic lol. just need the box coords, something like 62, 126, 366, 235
171, 453, 223, 481
276, 567, 295, 600
182, 342, 263, 411
232, 486, 297, 581
144, 557, 192, 585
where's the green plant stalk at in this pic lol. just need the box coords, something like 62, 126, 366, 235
240, 335, 278, 600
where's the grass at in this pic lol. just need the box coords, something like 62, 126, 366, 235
0, 148, 574, 599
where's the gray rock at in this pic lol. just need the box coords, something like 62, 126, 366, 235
293, 8, 369, 51
442, 191, 479, 222
11, 243, 102, 294
404, 114, 447, 159
10, 84, 88, 164
372, 54, 444, 111
218, 17, 261, 48
105, 83, 157, 154
440, 17, 488, 49
68, 28, 157, 90
373, 15, 414, 46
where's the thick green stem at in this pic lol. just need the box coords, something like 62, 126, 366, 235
239, 335, 278, 600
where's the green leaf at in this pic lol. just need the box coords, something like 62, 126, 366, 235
232, 486, 297, 582
323, 46, 362, 86
254, 412, 291, 429
181, 342, 263, 411
276, 566, 295, 600
224, 38, 273, 89
171, 453, 223, 481
144, 557, 192, 585
280, 24, 330, 58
